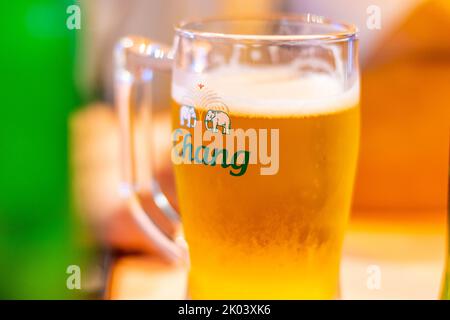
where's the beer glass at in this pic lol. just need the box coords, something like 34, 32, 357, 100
115, 15, 359, 299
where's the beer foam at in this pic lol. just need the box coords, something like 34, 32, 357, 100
172, 66, 359, 117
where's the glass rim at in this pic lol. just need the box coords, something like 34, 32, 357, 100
174, 14, 358, 42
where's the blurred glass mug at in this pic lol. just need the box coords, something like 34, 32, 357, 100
115, 15, 360, 299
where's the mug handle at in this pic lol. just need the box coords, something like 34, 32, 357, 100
114, 36, 188, 263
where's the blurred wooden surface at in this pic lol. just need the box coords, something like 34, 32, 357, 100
107, 254, 188, 300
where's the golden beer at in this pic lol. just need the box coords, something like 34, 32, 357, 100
171, 77, 359, 298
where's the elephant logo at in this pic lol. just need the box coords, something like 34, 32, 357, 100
179, 105, 197, 128
204, 109, 231, 135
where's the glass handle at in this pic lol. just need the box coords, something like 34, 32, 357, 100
114, 36, 188, 263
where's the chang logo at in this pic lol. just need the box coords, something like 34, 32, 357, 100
172, 83, 279, 176
204, 109, 231, 135
179, 105, 197, 128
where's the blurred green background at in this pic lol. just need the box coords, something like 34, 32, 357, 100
0, 0, 91, 299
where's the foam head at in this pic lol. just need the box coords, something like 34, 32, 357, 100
172, 65, 359, 116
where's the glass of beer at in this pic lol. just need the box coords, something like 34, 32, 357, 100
115, 15, 359, 299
